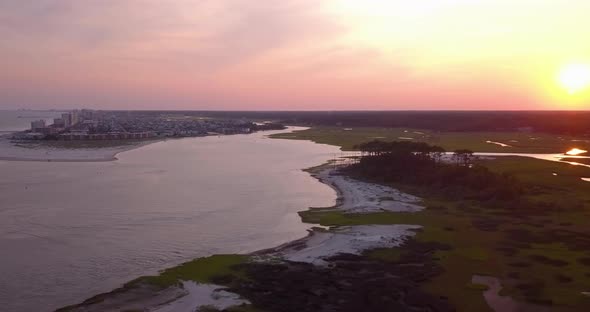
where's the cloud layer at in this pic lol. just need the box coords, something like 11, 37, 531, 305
1, 0, 590, 109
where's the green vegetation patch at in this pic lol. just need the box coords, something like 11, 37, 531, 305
457, 247, 489, 262
128, 254, 249, 289
366, 248, 405, 262
278, 128, 590, 310
480, 156, 590, 215
500, 243, 590, 306
298, 205, 496, 311
271, 126, 590, 153
298, 158, 590, 310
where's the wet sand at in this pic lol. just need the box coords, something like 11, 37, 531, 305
312, 168, 424, 213
0, 136, 162, 162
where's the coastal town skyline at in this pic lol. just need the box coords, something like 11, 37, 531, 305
18, 109, 284, 141
2, 0, 590, 111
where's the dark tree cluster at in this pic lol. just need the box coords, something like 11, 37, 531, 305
190, 111, 590, 135
251, 123, 287, 131
348, 140, 523, 204
228, 241, 454, 312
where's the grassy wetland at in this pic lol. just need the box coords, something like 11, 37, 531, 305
60, 127, 590, 312
290, 128, 590, 311
270, 126, 590, 153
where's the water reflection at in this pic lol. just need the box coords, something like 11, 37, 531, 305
0, 127, 340, 312
473, 152, 590, 169
566, 148, 588, 156
337, 150, 590, 169
486, 140, 511, 147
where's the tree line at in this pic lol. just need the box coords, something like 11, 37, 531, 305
190, 111, 590, 135
348, 140, 523, 204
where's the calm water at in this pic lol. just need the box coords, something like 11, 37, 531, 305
0, 129, 340, 312
0, 110, 64, 132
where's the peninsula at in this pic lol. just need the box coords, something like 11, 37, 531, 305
1, 110, 285, 162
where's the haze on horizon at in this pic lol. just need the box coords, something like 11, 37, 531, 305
1, 0, 590, 111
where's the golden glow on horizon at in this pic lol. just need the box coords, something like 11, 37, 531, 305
566, 148, 588, 156
559, 64, 590, 94
5, 0, 590, 109
333, 0, 467, 17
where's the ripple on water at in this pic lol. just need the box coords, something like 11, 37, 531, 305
0, 127, 341, 312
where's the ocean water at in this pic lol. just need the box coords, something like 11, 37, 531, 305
0, 128, 340, 312
0, 110, 64, 133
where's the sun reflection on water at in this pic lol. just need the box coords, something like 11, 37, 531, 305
566, 148, 588, 156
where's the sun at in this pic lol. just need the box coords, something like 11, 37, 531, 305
558, 63, 590, 94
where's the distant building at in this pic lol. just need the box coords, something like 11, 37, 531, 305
82, 120, 99, 128
30, 120, 46, 131
61, 113, 72, 127
38, 127, 60, 135
58, 131, 155, 141
80, 109, 94, 120
71, 110, 80, 125
53, 118, 65, 127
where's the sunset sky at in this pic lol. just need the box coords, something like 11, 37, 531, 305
1, 0, 590, 110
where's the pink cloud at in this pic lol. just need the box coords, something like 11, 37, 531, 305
0, 0, 587, 110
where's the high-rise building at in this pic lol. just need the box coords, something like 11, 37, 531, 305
80, 109, 93, 120
30, 120, 46, 131
61, 113, 72, 127
53, 118, 65, 127
71, 110, 80, 125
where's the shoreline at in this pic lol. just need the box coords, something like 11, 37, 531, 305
256, 163, 424, 259
0, 129, 288, 163
0, 134, 164, 162
0, 139, 162, 162
58, 162, 425, 311
4, 129, 589, 165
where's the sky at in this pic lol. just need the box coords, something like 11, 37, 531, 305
1, 0, 590, 110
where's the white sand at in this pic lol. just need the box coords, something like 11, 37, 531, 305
0, 136, 158, 162
278, 225, 420, 266
315, 169, 424, 213
255, 167, 424, 266
153, 282, 249, 312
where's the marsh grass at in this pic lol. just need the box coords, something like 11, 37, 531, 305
127, 255, 249, 289
297, 155, 590, 310
271, 127, 590, 153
